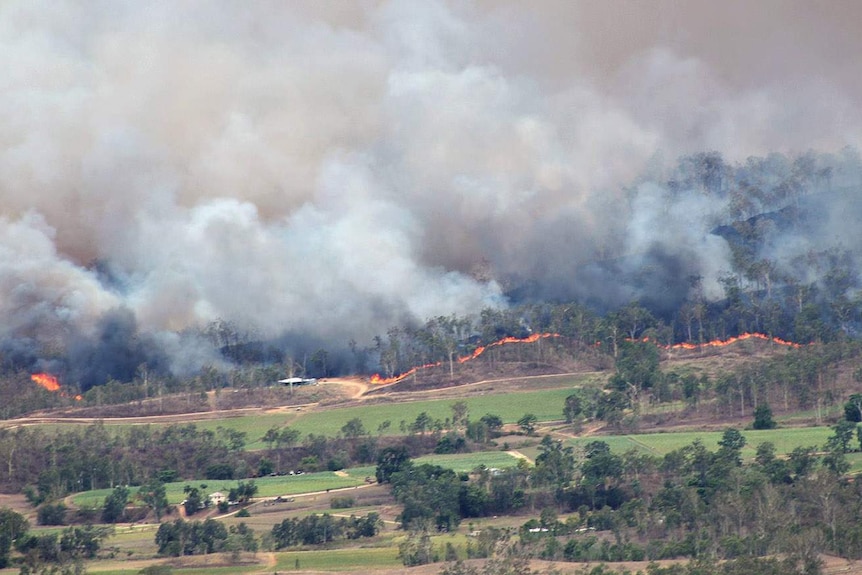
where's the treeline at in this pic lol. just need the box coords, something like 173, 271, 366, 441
0, 423, 251, 499
438, 555, 817, 575
0, 416, 470, 499
156, 512, 380, 557
364, 297, 862, 384
385, 427, 862, 572
567, 338, 862, 429
5, 299, 859, 422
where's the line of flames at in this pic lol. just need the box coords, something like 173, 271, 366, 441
32, 332, 800, 394
31, 373, 82, 401
370, 331, 804, 385
627, 332, 803, 350
369, 332, 561, 385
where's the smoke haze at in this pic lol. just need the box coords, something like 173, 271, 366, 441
1, 0, 860, 385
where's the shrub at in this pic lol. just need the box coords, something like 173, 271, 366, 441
205, 463, 234, 480
37, 502, 67, 526
330, 496, 355, 509
753, 403, 777, 430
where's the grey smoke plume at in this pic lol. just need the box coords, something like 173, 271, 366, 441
1, 0, 860, 382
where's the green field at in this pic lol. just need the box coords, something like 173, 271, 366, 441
563, 426, 834, 458
70, 453, 522, 509
86, 565, 263, 575
274, 547, 401, 571
202, 386, 582, 447
72, 469, 372, 508
31, 383, 590, 449
416, 450, 523, 472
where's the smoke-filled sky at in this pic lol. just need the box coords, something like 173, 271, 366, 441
1, 0, 861, 379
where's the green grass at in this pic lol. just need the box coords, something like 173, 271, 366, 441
274, 387, 579, 437
156, 567, 261, 575
87, 566, 263, 575
845, 452, 862, 474
72, 471, 368, 508
69, 455, 514, 509
211, 385, 583, 447
23, 382, 593, 449
416, 451, 523, 472
274, 547, 401, 571
565, 426, 835, 458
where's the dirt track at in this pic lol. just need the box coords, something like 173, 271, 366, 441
0, 378, 370, 428
0, 403, 320, 428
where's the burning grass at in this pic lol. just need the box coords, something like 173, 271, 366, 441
369, 333, 562, 385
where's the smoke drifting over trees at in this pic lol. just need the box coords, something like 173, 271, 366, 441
2, 1, 861, 387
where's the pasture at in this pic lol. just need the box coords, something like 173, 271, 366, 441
199, 385, 581, 446
71, 469, 372, 508
563, 426, 835, 458
70, 452, 523, 509
26, 383, 587, 449
274, 547, 401, 571
416, 450, 523, 472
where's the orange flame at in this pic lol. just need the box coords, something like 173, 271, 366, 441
628, 332, 803, 351
457, 332, 559, 363
30, 372, 82, 401
31, 372, 61, 392
369, 333, 561, 384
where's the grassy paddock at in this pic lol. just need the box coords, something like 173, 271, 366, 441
416, 451, 522, 472
200, 385, 583, 447
565, 426, 835, 458
274, 547, 401, 571
86, 564, 263, 575
22, 382, 591, 449
69, 455, 516, 509
72, 470, 370, 508
279, 386, 580, 438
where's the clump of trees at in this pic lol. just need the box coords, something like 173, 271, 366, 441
156, 518, 229, 556
11, 522, 112, 574
0, 509, 28, 568
270, 513, 380, 548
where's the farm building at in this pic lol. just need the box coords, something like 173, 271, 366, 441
278, 377, 317, 386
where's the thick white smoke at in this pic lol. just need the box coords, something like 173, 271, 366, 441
0, 0, 859, 378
